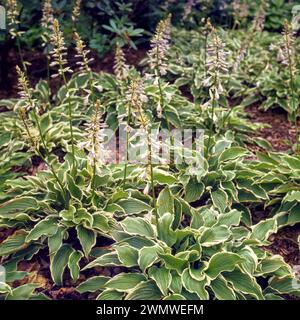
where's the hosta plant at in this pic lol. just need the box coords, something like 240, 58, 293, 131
79, 186, 300, 300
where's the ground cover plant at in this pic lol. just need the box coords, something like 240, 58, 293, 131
0, 0, 300, 301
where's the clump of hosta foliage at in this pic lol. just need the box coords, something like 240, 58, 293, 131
0, 4, 300, 300
81, 186, 298, 300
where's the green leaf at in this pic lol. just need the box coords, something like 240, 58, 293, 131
6, 284, 40, 300
283, 191, 300, 202
269, 276, 300, 295
48, 226, 65, 255
105, 273, 146, 292
157, 187, 174, 217
158, 253, 188, 274
200, 225, 231, 247
84, 253, 122, 269
97, 289, 124, 300
121, 217, 155, 238
115, 245, 139, 267
26, 218, 58, 242
223, 268, 264, 300
76, 225, 96, 258
0, 231, 28, 256
206, 252, 244, 280
257, 256, 291, 276
153, 168, 177, 185
163, 294, 186, 300
219, 147, 249, 163
92, 214, 110, 233
182, 269, 209, 300
117, 198, 152, 215
157, 212, 177, 247
0, 197, 39, 217
138, 245, 162, 272
149, 266, 171, 296
251, 218, 277, 243
237, 180, 268, 200
210, 276, 236, 300
125, 280, 162, 300
216, 210, 241, 227
287, 205, 300, 226
76, 276, 110, 294
66, 174, 83, 200
68, 250, 83, 281
211, 189, 228, 213
50, 244, 74, 286
184, 180, 204, 203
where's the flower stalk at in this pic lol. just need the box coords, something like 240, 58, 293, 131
203, 28, 228, 157
50, 19, 76, 170
16, 66, 67, 205
280, 20, 298, 151
41, 0, 54, 92
7, 0, 26, 71
126, 79, 157, 219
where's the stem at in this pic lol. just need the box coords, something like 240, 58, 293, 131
136, 104, 157, 222
158, 76, 175, 164
204, 33, 208, 78
60, 68, 76, 171
91, 158, 96, 198
21, 113, 67, 206
46, 53, 51, 97
285, 32, 298, 152
123, 126, 130, 188
148, 132, 157, 225
122, 82, 132, 188
206, 90, 216, 158
16, 37, 26, 72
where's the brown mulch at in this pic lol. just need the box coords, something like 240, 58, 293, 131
267, 225, 300, 267
246, 103, 299, 152
0, 46, 147, 100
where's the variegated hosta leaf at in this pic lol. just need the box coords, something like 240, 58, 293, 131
50, 244, 74, 286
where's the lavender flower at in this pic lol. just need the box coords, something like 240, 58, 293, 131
41, 0, 54, 34
182, 0, 195, 21
79, 100, 108, 166
232, 0, 249, 25
114, 45, 129, 81
7, 0, 22, 38
16, 66, 35, 111
72, 0, 81, 24
74, 32, 94, 74
148, 15, 172, 76
50, 19, 73, 78
233, 0, 268, 72
204, 29, 228, 100
252, 0, 268, 33
280, 20, 296, 74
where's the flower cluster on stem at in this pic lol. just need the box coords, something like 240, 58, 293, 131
114, 45, 129, 81
233, 0, 268, 72
72, 0, 81, 25
50, 19, 76, 169
74, 32, 93, 74
50, 19, 73, 79
41, 0, 54, 39
7, 0, 21, 38
204, 28, 228, 101
148, 14, 172, 77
